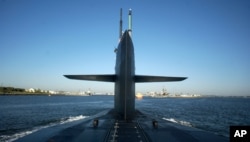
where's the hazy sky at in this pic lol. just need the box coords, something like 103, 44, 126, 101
1, 0, 249, 96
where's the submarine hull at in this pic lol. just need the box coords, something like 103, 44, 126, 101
16, 109, 228, 142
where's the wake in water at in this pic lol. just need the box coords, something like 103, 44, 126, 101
0, 115, 88, 142
163, 117, 193, 127
0, 95, 113, 142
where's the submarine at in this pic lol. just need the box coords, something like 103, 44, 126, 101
16, 9, 228, 142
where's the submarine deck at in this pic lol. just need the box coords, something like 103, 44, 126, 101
16, 109, 228, 142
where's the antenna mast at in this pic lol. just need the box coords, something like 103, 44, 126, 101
119, 8, 123, 41
128, 9, 132, 37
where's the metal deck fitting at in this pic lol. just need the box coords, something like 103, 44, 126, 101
105, 120, 150, 142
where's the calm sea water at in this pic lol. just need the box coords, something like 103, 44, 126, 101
0, 95, 249, 141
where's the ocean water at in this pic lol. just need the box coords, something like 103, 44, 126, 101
0, 95, 249, 141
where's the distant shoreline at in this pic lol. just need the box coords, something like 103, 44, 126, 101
0, 86, 56, 96
1, 93, 249, 98
0, 92, 53, 96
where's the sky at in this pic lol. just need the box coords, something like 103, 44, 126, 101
1, 0, 250, 96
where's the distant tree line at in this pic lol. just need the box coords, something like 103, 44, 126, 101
0, 87, 25, 94
0, 86, 52, 95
